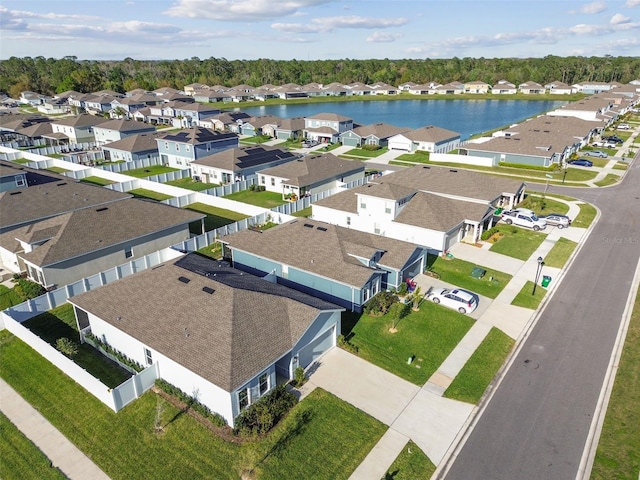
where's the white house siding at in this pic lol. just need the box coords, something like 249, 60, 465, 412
84, 313, 235, 426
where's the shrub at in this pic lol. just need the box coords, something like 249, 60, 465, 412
363, 291, 398, 316
248, 184, 256, 191
85, 333, 144, 372
55, 337, 78, 357
481, 226, 500, 241
13, 278, 46, 300
154, 379, 227, 427
338, 334, 359, 354
233, 384, 298, 436
396, 282, 409, 296
361, 144, 380, 151
292, 366, 306, 387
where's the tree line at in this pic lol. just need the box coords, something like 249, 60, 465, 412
1, 55, 639, 98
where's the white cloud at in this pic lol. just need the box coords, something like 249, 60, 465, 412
625, 0, 640, 7
610, 13, 631, 24
272, 15, 407, 34
570, 2, 606, 14
367, 32, 402, 43
0, 6, 98, 21
163, 0, 331, 21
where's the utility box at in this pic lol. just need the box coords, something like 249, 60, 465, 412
541, 275, 552, 288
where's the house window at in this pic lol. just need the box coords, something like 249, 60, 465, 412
271, 178, 275, 186
360, 202, 366, 209
374, 223, 381, 234
175, 143, 180, 151
385, 204, 392, 214
15, 177, 26, 187
207, 143, 211, 151
363, 288, 370, 302
185, 144, 190, 152
164, 142, 169, 150
125, 246, 133, 258
238, 388, 249, 410
260, 176, 265, 185
259, 373, 269, 396
346, 216, 351, 226
144, 348, 153, 365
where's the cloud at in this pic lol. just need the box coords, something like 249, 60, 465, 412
610, 13, 631, 24
272, 15, 408, 34
367, 32, 402, 43
0, 6, 98, 21
163, 0, 331, 21
625, 0, 640, 7
573, 2, 607, 14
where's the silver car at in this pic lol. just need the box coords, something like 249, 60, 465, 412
540, 213, 571, 229
425, 287, 478, 314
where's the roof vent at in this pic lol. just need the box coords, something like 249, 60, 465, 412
422, 166, 430, 169
96, 207, 108, 212
57, 182, 67, 186
178, 276, 191, 284
449, 169, 458, 173
9, 191, 21, 195
303, 223, 314, 228
202, 286, 215, 294
317, 226, 327, 231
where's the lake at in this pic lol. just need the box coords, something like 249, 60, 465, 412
234, 99, 566, 140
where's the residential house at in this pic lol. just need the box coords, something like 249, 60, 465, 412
0, 162, 132, 234
49, 115, 108, 144
345, 83, 373, 96
183, 83, 209, 96
83, 94, 117, 115
156, 127, 239, 169
519, 81, 545, 95
272, 83, 307, 100
257, 153, 365, 198
321, 83, 348, 97
92, 119, 156, 146
69, 253, 344, 427
222, 218, 429, 311
37, 96, 71, 115
19, 91, 45, 106
172, 102, 222, 128
491, 80, 518, 95
311, 165, 525, 252
304, 112, 354, 143
190, 145, 298, 184
101, 132, 162, 163
434, 82, 464, 95
0, 163, 27, 193
0, 115, 53, 144
464, 81, 491, 94
546, 94, 618, 122
339, 123, 410, 148
545, 81, 574, 95
239, 115, 282, 137
0, 198, 205, 288
193, 91, 231, 103
388, 125, 461, 153
369, 82, 398, 95
201, 111, 252, 132
398, 82, 418, 92
274, 117, 305, 140
573, 82, 615, 95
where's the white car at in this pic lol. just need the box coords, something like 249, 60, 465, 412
617, 124, 630, 130
425, 287, 478, 314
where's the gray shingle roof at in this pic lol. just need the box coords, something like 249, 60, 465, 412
257, 153, 364, 187
159, 126, 237, 145
102, 132, 162, 153
192, 145, 295, 171
69, 254, 341, 391
52, 115, 108, 128
12, 198, 204, 266
223, 218, 421, 287
403, 125, 460, 142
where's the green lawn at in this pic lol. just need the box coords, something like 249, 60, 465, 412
0, 284, 23, 310
346, 306, 474, 385
384, 441, 435, 480
80, 175, 116, 186
291, 206, 312, 218
123, 165, 180, 178
510, 281, 547, 309
543, 237, 577, 268
342, 147, 388, 158
184, 202, 249, 232
0, 331, 385, 480
239, 135, 271, 144
257, 389, 386, 479
572, 203, 598, 229
517, 195, 569, 215
578, 156, 609, 168
443, 327, 514, 404
591, 287, 640, 480
45, 167, 70, 174
223, 190, 286, 208
0, 412, 67, 480
164, 177, 218, 191
396, 151, 431, 163
488, 227, 547, 260
612, 162, 629, 171
196, 242, 223, 259
594, 174, 620, 187
22, 304, 131, 388
128, 188, 174, 201
428, 256, 512, 299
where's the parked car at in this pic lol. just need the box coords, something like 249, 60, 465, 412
425, 287, 478, 314
617, 124, 630, 130
592, 141, 616, 148
539, 213, 572, 229
602, 135, 623, 144
501, 209, 547, 231
588, 150, 608, 158
568, 158, 593, 167
302, 140, 319, 148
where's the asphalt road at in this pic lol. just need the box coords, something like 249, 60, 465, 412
441, 155, 640, 480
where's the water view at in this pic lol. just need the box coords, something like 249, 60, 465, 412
234, 99, 566, 140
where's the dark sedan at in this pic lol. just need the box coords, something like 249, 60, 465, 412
568, 158, 593, 167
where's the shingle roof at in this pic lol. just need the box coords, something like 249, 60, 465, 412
52, 115, 108, 128
223, 218, 421, 287
69, 254, 341, 391
350, 123, 410, 139
93, 119, 155, 133
102, 132, 162, 153
257, 153, 364, 187
0, 173, 132, 233
403, 125, 460, 143
12, 198, 204, 267
192, 145, 295, 171
307, 112, 352, 122
159, 126, 237, 145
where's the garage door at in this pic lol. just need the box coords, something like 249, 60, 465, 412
298, 326, 335, 368
342, 137, 360, 147
388, 139, 411, 151
403, 258, 423, 279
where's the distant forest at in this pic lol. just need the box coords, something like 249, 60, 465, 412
1, 55, 639, 98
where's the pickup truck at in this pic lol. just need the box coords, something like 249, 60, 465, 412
500, 209, 547, 231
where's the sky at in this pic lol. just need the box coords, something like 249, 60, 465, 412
1, 0, 639, 61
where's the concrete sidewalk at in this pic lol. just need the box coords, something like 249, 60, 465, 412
0, 378, 111, 480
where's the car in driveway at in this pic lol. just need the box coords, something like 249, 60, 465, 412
539, 213, 572, 229
501, 209, 547, 231
588, 150, 608, 158
602, 135, 623, 144
425, 287, 478, 314
568, 158, 593, 167
592, 141, 617, 148
617, 124, 630, 130
302, 140, 319, 148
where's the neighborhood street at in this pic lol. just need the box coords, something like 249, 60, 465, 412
440, 153, 640, 479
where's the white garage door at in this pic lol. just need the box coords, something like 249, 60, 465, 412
388, 138, 411, 151
298, 326, 335, 368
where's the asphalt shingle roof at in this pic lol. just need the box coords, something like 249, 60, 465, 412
257, 153, 364, 187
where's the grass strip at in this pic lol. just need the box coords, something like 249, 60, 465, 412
510, 280, 547, 309
384, 440, 436, 480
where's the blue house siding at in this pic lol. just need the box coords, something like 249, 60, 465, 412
193, 138, 239, 159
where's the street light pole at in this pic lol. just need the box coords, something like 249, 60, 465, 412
532, 256, 544, 295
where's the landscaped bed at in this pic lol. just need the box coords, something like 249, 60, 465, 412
345, 304, 475, 385
444, 327, 514, 404
427, 256, 512, 299
0, 330, 386, 480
